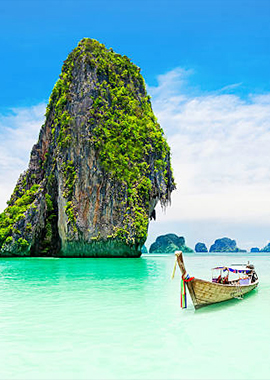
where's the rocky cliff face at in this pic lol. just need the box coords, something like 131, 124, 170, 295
0, 39, 175, 257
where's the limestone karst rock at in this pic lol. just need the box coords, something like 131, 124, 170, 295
250, 247, 260, 253
195, 242, 208, 252
209, 237, 246, 253
260, 243, 270, 252
149, 234, 193, 253
0, 39, 175, 257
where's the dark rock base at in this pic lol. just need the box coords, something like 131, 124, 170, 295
0, 240, 142, 258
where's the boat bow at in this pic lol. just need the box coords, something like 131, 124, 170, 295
174, 251, 198, 308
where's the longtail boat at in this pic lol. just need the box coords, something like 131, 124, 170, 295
172, 251, 259, 309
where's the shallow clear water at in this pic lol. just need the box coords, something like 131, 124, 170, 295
0, 254, 269, 380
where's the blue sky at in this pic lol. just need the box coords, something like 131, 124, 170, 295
1, 0, 270, 109
1, 0, 270, 250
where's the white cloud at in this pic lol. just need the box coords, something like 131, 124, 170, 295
0, 103, 46, 211
148, 68, 270, 226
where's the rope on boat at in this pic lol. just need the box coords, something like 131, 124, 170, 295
235, 282, 244, 300
181, 274, 195, 309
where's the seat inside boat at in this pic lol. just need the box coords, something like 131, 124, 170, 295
211, 264, 256, 285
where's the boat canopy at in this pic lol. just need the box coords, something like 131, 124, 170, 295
212, 266, 252, 274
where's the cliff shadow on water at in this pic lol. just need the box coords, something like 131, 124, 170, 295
0, 38, 175, 257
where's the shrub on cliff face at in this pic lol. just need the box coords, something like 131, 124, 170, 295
0, 184, 40, 250
0, 38, 175, 257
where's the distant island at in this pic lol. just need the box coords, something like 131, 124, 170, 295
147, 235, 266, 253
209, 237, 246, 252
149, 234, 193, 253
141, 245, 148, 254
146, 235, 269, 254
195, 242, 208, 252
250, 247, 260, 253
261, 243, 270, 252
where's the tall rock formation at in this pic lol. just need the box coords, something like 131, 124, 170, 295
0, 39, 175, 257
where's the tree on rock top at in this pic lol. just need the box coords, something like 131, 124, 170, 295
0, 38, 175, 257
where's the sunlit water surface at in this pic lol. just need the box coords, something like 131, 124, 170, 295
0, 254, 269, 380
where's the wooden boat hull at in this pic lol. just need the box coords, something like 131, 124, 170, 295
175, 251, 259, 309
190, 278, 258, 309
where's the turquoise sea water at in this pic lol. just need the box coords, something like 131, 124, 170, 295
0, 254, 269, 380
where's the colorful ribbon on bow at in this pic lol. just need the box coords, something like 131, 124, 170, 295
181, 274, 194, 309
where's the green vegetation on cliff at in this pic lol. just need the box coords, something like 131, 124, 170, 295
0, 184, 40, 251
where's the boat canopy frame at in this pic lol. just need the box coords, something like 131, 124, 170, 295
212, 266, 252, 274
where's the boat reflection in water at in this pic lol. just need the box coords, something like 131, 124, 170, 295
172, 251, 259, 309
